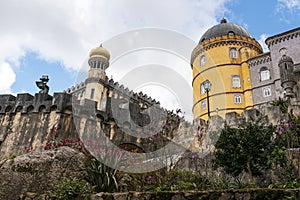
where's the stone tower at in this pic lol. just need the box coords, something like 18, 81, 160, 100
191, 18, 263, 120
85, 45, 111, 110
278, 54, 296, 98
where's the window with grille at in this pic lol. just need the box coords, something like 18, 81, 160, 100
229, 47, 238, 58
234, 94, 242, 104
232, 75, 241, 88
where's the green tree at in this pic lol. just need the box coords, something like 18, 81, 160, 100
214, 121, 276, 178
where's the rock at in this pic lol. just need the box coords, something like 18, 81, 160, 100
0, 146, 88, 200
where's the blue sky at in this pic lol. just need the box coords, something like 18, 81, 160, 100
0, 0, 299, 113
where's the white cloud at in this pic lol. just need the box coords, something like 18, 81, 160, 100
0, 0, 229, 112
277, 0, 300, 10
258, 34, 270, 53
276, 0, 300, 22
0, 0, 229, 69
0, 62, 16, 94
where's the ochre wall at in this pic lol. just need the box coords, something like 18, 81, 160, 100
192, 36, 262, 120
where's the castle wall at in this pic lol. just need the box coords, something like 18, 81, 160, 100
0, 91, 184, 158
0, 93, 76, 157
248, 53, 282, 108
266, 28, 300, 68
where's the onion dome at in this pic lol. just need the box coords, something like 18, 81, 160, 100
89, 44, 110, 60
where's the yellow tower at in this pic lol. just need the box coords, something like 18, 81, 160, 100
191, 18, 263, 120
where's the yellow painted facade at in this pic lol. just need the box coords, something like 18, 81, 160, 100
191, 21, 263, 120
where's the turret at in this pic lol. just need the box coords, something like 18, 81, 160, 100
85, 45, 111, 110
278, 54, 296, 98
191, 18, 263, 120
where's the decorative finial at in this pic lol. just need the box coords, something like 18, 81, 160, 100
220, 18, 227, 24
36, 75, 49, 94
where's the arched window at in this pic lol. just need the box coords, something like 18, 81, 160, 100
232, 75, 241, 88
200, 82, 205, 95
229, 47, 238, 58
263, 87, 271, 97
228, 31, 235, 37
200, 55, 206, 66
260, 67, 270, 81
90, 88, 95, 99
201, 100, 206, 110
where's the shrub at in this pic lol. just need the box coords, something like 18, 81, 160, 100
49, 178, 93, 200
9, 153, 20, 160
214, 121, 275, 178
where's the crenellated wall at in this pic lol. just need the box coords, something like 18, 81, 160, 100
0, 91, 184, 158
0, 89, 299, 169
0, 93, 75, 157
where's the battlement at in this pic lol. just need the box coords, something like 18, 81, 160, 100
105, 77, 160, 106
248, 52, 271, 67
65, 76, 161, 108
0, 92, 72, 114
266, 27, 300, 48
64, 82, 86, 94
221, 105, 300, 126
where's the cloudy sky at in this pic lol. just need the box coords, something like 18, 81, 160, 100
0, 0, 299, 118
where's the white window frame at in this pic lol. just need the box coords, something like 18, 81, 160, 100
263, 87, 271, 97
229, 47, 238, 59
201, 100, 206, 110
200, 54, 206, 66
232, 75, 241, 88
234, 94, 242, 104
260, 68, 270, 81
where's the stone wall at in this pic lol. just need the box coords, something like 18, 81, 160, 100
0, 92, 184, 158
0, 90, 299, 168
0, 93, 74, 158
17, 189, 300, 200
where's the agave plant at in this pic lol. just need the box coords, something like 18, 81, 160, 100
270, 97, 290, 113
85, 147, 126, 193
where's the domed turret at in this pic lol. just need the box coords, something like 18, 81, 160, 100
191, 18, 263, 120
199, 18, 252, 43
89, 44, 110, 60
85, 44, 111, 110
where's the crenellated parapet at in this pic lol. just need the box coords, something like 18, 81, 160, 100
0, 92, 72, 114
266, 27, 300, 48
64, 82, 86, 94
0, 88, 185, 159
248, 52, 272, 68
191, 35, 262, 65
105, 77, 160, 106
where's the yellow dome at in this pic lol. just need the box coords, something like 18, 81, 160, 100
89, 44, 110, 60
